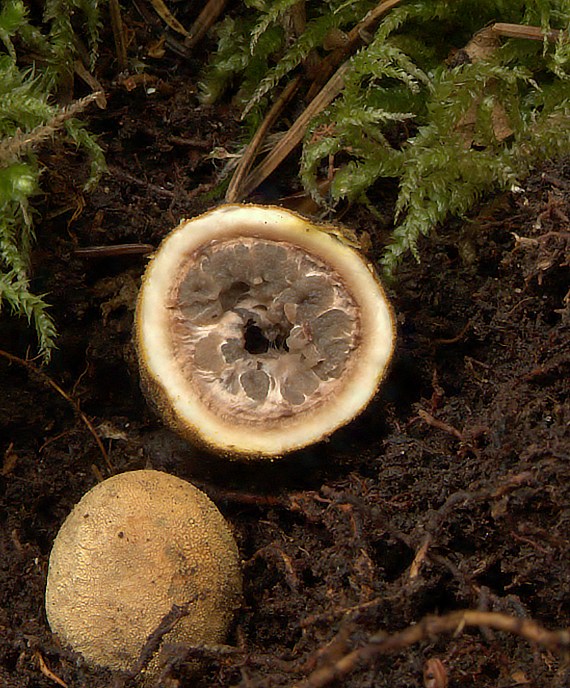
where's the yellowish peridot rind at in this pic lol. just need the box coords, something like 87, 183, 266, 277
45, 470, 242, 676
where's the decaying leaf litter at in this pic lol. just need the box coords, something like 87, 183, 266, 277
1, 1, 569, 687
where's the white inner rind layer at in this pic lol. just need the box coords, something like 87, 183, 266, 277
137, 204, 395, 456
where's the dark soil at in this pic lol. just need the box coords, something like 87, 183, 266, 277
1, 13, 569, 688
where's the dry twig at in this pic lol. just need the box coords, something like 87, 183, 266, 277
240, 62, 350, 199
237, 0, 404, 199
184, 0, 227, 51
292, 610, 570, 688
0, 349, 111, 470
247, 544, 299, 591
148, 0, 191, 39
417, 408, 464, 441
306, 0, 404, 100
130, 602, 192, 676
226, 76, 302, 202
492, 22, 566, 42
407, 473, 532, 580
109, 0, 128, 72
34, 651, 68, 688
74, 243, 154, 257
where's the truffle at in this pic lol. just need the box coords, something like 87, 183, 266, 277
45, 470, 242, 677
136, 204, 395, 458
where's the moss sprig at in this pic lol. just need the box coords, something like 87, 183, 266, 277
203, 0, 570, 276
0, 0, 104, 361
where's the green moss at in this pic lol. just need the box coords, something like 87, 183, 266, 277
0, 0, 104, 361
203, 0, 570, 276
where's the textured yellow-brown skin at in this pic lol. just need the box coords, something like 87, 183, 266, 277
45, 470, 242, 676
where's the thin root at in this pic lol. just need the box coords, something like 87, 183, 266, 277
292, 610, 570, 688
0, 349, 111, 471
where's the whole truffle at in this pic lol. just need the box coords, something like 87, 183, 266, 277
45, 470, 242, 676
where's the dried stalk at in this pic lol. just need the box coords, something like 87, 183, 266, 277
185, 0, 228, 51
236, 0, 404, 199
492, 22, 566, 42
306, 0, 404, 100
240, 63, 349, 200
293, 609, 570, 688
226, 76, 302, 202
148, 0, 191, 39
0, 349, 111, 471
109, 0, 128, 72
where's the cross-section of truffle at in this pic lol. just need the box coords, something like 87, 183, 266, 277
135, 204, 395, 458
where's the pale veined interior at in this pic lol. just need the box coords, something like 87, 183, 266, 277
137, 204, 395, 456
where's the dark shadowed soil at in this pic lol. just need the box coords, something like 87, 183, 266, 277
1, 15, 569, 688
